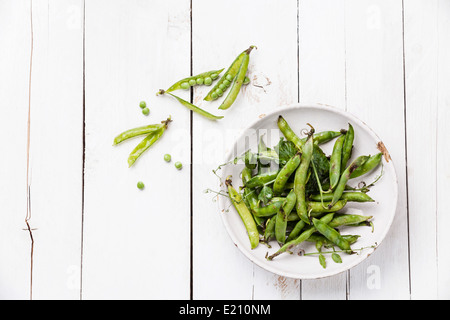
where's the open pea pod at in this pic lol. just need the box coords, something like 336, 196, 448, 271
204, 45, 256, 101
163, 68, 224, 93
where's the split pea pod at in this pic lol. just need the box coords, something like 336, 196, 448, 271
275, 189, 296, 244
157, 90, 224, 120
300, 131, 342, 145
163, 68, 224, 93
350, 152, 383, 179
329, 134, 346, 190
294, 127, 314, 224
273, 152, 301, 194
218, 46, 255, 110
312, 218, 351, 252
244, 170, 280, 189
204, 46, 255, 101
267, 213, 334, 260
309, 192, 374, 203
277, 115, 303, 151
127, 117, 172, 167
225, 177, 259, 249
329, 155, 369, 208
113, 123, 164, 145
341, 123, 354, 172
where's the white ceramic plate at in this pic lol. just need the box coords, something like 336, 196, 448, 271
218, 104, 398, 279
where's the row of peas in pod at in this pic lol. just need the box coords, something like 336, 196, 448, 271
221, 116, 383, 269
156, 45, 256, 120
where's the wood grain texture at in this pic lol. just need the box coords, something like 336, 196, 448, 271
82, 0, 191, 299
0, 0, 33, 300
27, 0, 84, 299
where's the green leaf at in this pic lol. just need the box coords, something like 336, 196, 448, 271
258, 185, 274, 205
332, 252, 342, 263
319, 254, 326, 269
274, 138, 297, 166
306, 144, 330, 194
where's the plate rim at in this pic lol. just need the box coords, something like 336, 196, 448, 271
218, 103, 399, 280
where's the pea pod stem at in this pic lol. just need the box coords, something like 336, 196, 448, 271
158, 89, 224, 120
218, 46, 255, 110
226, 177, 260, 249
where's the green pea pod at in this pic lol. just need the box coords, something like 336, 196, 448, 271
328, 213, 373, 228
329, 134, 346, 190
204, 46, 254, 101
158, 90, 224, 120
241, 168, 264, 226
294, 128, 314, 224
312, 218, 351, 251
244, 170, 280, 189
275, 189, 296, 244
267, 213, 334, 260
218, 46, 255, 110
264, 217, 276, 243
127, 117, 171, 167
285, 220, 305, 242
273, 152, 301, 194
307, 234, 360, 247
350, 152, 383, 179
253, 200, 283, 217
225, 177, 260, 249
308, 200, 348, 215
300, 130, 342, 145
329, 155, 369, 208
309, 191, 374, 203
341, 123, 354, 172
277, 115, 303, 151
113, 123, 164, 145
163, 68, 224, 93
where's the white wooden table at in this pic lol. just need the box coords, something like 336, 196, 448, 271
1, 0, 449, 300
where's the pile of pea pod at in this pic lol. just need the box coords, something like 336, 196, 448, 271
157, 45, 256, 120
225, 116, 383, 268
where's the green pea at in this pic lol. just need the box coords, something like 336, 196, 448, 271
188, 79, 196, 86
164, 154, 171, 162
175, 161, 182, 170
226, 74, 233, 81
180, 82, 190, 90
142, 107, 150, 115
137, 181, 145, 190
243, 76, 250, 85
211, 73, 219, 80
196, 78, 204, 85
216, 88, 223, 96
204, 77, 212, 85
219, 83, 226, 91
223, 79, 231, 87
211, 92, 218, 100
139, 101, 146, 109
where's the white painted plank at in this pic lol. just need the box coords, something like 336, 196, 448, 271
344, 0, 410, 299
192, 0, 299, 299
404, 0, 439, 300
436, 0, 450, 300
82, 0, 191, 299
298, 0, 348, 300
0, 0, 33, 300
26, 0, 84, 300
